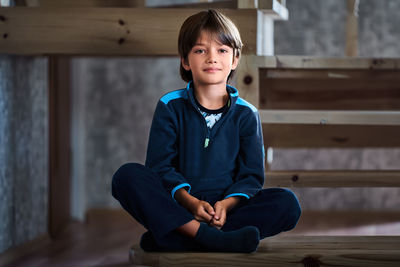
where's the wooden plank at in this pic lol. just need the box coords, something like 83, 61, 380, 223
152, 0, 288, 21
0, 234, 51, 266
0, 7, 257, 55
262, 124, 400, 148
238, 0, 288, 20
251, 55, 400, 69
346, 0, 359, 57
237, 0, 258, 8
129, 236, 400, 267
258, 0, 288, 20
158, 0, 238, 9
236, 55, 260, 107
48, 56, 72, 237
39, 0, 145, 7
259, 110, 400, 125
291, 210, 400, 236
259, 68, 400, 110
264, 170, 400, 187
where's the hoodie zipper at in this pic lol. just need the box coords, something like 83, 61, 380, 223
201, 100, 231, 148
189, 82, 233, 149
194, 108, 211, 149
203, 98, 231, 148
204, 128, 211, 148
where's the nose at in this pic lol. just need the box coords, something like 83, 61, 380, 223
207, 50, 217, 63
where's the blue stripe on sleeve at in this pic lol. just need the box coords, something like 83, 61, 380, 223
171, 183, 191, 200
224, 193, 250, 200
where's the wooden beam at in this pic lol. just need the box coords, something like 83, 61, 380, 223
130, 236, 400, 267
260, 110, 400, 125
49, 56, 72, 237
150, 0, 288, 21
265, 170, 400, 187
0, 7, 257, 55
157, 0, 238, 9
346, 0, 358, 56
237, 0, 288, 20
259, 68, 400, 111
236, 55, 260, 107
39, 0, 145, 7
251, 55, 400, 69
263, 124, 400, 148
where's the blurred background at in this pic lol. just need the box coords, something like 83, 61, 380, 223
1, 0, 399, 263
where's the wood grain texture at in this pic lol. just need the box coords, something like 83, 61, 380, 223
236, 55, 260, 107
259, 68, 400, 110
259, 110, 400, 125
130, 236, 400, 267
3, 209, 400, 266
0, 7, 257, 55
262, 124, 400, 148
346, 0, 358, 57
264, 170, 400, 187
39, 0, 145, 7
251, 55, 400, 69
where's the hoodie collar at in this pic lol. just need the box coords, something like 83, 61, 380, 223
186, 81, 239, 110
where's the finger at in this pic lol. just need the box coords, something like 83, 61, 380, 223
204, 202, 215, 216
211, 218, 222, 227
210, 221, 221, 230
213, 205, 222, 220
199, 209, 213, 222
220, 210, 227, 226
211, 219, 223, 229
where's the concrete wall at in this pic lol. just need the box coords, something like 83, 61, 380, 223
71, 58, 186, 218
67, 0, 399, 217
0, 56, 48, 253
271, 0, 400, 211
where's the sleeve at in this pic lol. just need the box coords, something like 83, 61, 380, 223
223, 110, 265, 200
145, 100, 191, 200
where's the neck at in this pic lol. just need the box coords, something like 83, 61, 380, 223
193, 83, 229, 110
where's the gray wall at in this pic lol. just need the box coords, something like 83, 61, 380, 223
0, 56, 48, 253
69, 0, 400, 217
272, 0, 400, 211
274, 0, 400, 57
71, 58, 186, 218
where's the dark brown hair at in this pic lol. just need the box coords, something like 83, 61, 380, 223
178, 9, 243, 82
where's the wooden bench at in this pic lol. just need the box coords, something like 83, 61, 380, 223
129, 235, 400, 267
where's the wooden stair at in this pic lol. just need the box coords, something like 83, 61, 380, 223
129, 235, 400, 267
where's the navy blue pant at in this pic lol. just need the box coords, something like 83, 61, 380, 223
112, 163, 301, 251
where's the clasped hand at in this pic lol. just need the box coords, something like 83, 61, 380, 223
188, 199, 227, 229
175, 188, 239, 230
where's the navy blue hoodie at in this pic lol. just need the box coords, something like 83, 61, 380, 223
145, 81, 265, 201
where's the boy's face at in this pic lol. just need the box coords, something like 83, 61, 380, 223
182, 31, 239, 88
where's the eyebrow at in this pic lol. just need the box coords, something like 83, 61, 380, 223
194, 42, 227, 47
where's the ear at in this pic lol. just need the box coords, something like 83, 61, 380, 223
231, 55, 239, 70
181, 57, 191, 71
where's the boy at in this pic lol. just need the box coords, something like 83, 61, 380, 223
112, 9, 301, 253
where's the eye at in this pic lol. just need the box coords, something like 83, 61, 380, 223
194, 49, 205, 54
219, 48, 228, 53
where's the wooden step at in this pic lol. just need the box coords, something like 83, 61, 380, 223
0, 7, 260, 55
129, 235, 400, 267
259, 110, 400, 125
264, 170, 400, 187
262, 124, 400, 148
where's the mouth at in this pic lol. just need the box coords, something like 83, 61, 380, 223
203, 68, 221, 73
